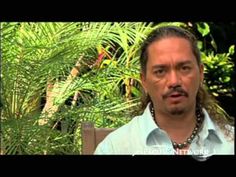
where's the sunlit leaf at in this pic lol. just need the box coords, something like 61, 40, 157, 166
228, 45, 235, 55
197, 22, 210, 37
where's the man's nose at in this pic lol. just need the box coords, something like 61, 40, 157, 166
167, 70, 181, 88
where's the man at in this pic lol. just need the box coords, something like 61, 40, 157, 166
94, 26, 234, 155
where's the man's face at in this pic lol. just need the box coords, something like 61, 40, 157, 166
141, 37, 204, 115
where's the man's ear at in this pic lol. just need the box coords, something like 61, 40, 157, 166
140, 72, 147, 93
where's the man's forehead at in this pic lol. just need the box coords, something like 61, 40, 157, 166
150, 58, 196, 66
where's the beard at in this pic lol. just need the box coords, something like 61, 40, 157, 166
168, 106, 185, 115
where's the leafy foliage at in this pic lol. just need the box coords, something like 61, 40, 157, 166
196, 22, 235, 97
1, 22, 155, 154
201, 46, 235, 97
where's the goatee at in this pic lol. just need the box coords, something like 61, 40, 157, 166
169, 108, 185, 115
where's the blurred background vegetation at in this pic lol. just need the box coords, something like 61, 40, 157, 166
0, 22, 235, 154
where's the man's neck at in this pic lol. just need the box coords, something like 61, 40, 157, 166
154, 107, 196, 144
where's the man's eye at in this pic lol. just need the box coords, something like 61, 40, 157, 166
181, 66, 191, 71
154, 69, 165, 76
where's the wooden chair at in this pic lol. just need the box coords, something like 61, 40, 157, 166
81, 121, 115, 154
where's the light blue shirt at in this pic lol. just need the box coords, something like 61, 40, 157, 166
94, 103, 234, 155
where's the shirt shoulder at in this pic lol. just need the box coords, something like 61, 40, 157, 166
94, 116, 142, 154
202, 109, 234, 154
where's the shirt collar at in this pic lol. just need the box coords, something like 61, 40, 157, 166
200, 108, 223, 143
138, 103, 159, 145
139, 104, 224, 146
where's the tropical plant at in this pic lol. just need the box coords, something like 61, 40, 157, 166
0, 22, 156, 154
196, 22, 235, 97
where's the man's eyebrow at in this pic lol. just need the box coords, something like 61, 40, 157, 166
177, 60, 193, 65
151, 61, 193, 69
152, 64, 167, 69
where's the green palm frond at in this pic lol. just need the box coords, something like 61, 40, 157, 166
1, 22, 162, 154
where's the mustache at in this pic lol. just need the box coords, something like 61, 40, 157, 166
163, 86, 188, 99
